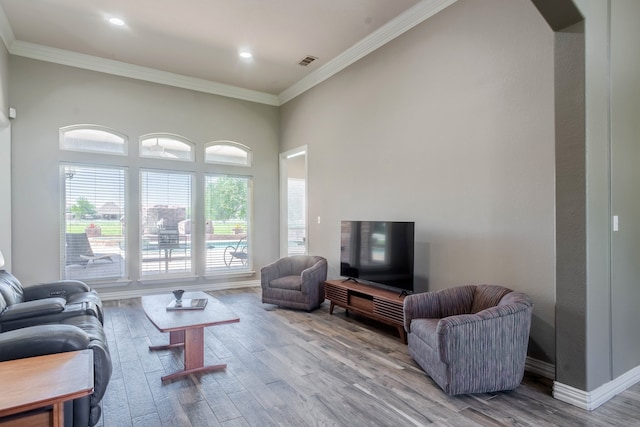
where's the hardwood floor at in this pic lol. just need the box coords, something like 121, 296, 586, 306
97, 287, 640, 427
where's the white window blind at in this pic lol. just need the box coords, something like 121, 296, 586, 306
204, 175, 251, 273
62, 164, 127, 281
140, 170, 193, 276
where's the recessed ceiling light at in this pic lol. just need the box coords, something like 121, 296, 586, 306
108, 17, 125, 26
239, 51, 253, 59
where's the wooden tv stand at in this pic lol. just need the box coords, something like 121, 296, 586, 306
324, 279, 407, 344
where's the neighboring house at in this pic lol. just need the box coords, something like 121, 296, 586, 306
98, 202, 122, 220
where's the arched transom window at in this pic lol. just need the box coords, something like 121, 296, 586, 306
140, 134, 195, 161
205, 141, 252, 166
60, 125, 128, 155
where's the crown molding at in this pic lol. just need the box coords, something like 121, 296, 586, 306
3, 0, 457, 107
0, 5, 15, 50
9, 40, 280, 106
277, 0, 459, 105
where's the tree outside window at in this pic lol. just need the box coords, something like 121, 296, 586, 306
205, 175, 251, 272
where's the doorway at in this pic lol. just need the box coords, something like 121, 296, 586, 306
279, 146, 307, 257
0, 124, 11, 269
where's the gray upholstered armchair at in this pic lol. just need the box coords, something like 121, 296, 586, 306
403, 284, 533, 395
261, 255, 328, 311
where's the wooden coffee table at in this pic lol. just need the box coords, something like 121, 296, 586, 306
142, 291, 239, 381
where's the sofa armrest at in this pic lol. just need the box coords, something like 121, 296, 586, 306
403, 285, 477, 333
0, 298, 66, 323
87, 334, 113, 405
23, 280, 91, 301
260, 261, 279, 289
301, 258, 328, 295
0, 324, 90, 362
403, 292, 441, 333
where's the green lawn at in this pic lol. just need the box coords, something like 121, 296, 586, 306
67, 221, 123, 236
66, 220, 246, 236
210, 222, 245, 234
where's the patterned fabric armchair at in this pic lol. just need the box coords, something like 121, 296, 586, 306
403, 284, 533, 395
261, 255, 328, 311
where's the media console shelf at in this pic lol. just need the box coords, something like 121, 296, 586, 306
324, 279, 407, 344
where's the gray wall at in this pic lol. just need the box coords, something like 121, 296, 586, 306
550, 0, 614, 394
0, 41, 10, 269
0, 41, 7, 126
280, 0, 556, 362
8, 57, 280, 291
553, 0, 640, 394
610, 0, 640, 379
554, 20, 592, 390
578, 0, 615, 394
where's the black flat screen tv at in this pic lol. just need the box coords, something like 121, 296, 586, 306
340, 220, 415, 294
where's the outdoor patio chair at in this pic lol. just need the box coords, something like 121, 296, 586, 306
66, 233, 113, 267
224, 236, 248, 267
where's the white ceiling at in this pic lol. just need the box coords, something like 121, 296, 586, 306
0, 0, 456, 105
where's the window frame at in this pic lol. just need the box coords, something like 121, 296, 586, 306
60, 162, 129, 283
59, 125, 256, 286
203, 174, 254, 276
139, 168, 195, 279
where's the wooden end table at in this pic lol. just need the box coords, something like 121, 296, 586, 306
142, 291, 239, 381
0, 350, 94, 427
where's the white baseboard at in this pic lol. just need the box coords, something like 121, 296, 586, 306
99, 279, 260, 301
553, 364, 640, 410
525, 357, 556, 379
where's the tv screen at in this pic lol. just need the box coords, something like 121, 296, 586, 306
340, 221, 415, 293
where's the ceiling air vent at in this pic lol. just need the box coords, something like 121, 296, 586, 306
298, 55, 318, 66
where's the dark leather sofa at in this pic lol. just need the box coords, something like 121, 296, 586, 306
0, 252, 111, 427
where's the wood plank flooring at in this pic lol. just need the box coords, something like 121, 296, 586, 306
97, 287, 640, 426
